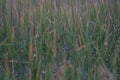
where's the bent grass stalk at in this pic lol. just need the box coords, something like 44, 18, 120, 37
0, 0, 120, 80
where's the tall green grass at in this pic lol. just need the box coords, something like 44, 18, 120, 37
0, 0, 120, 80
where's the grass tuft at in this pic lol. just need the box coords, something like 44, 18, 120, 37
0, 0, 120, 80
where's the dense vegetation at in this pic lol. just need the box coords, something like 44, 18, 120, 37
0, 0, 120, 80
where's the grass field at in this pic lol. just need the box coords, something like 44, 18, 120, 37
0, 0, 120, 80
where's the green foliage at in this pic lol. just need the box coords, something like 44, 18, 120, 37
0, 0, 120, 80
